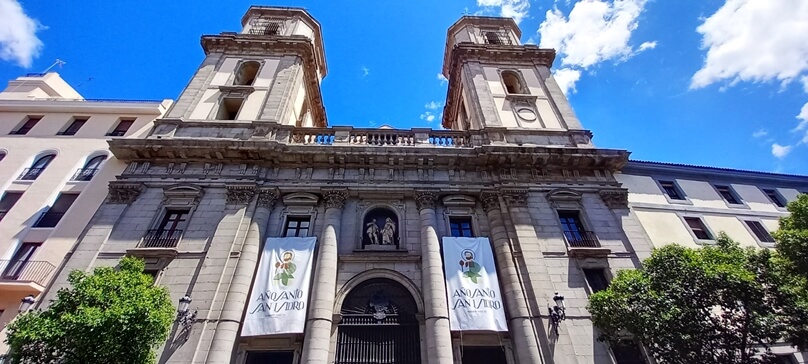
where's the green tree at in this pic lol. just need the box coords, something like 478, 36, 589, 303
588, 235, 792, 364
772, 193, 808, 349
5, 257, 175, 364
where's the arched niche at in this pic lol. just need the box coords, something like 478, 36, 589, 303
362, 207, 400, 249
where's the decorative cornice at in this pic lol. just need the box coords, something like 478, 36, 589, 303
502, 189, 529, 207
599, 189, 629, 209
322, 190, 347, 209
257, 188, 280, 208
226, 184, 256, 205
107, 183, 144, 204
479, 193, 501, 213
414, 191, 439, 211
162, 184, 205, 206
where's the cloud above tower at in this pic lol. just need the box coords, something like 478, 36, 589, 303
0, 0, 44, 68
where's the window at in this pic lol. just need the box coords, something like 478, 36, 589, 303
107, 119, 134, 136
659, 180, 685, 200
245, 351, 294, 364
142, 209, 189, 248
612, 340, 646, 364
1, 242, 41, 280
502, 71, 527, 94
0, 192, 24, 221
58, 118, 87, 135
449, 217, 474, 237
234, 61, 260, 86
34, 193, 79, 228
762, 188, 786, 208
248, 18, 285, 36
18, 154, 55, 180
158, 209, 189, 232
558, 211, 599, 248
10, 117, 40, 135
684, 217, 713, 240
583, 268, 609, 293
745, 220, 775, 243
215, 98, 244, 120
715, 185, 741, 204
73, 155, 107, 181
0, 151, 5, 161
485, 31, 503, 45
460, 346, 507, 364
284, 216, 311, 237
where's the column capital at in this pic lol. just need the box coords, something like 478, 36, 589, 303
107, 182, 144, 204
322, 190, 347, 209
599, 189, 628, 209
257, 188, 280, 208
226, 184, 256, 205
414, 191, 439, 211
502, 189, 529, 208
479, 192, 500, 213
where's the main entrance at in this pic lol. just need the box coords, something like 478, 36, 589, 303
335, 278, 422, 364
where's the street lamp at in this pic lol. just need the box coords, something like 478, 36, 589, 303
19, 295, 36, 313
176, 295, 197, 329
548, 291, 566, 335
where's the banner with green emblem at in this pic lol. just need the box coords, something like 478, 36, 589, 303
442, 237, 507, 332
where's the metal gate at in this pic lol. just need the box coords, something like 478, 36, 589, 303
335, 278, 421, 364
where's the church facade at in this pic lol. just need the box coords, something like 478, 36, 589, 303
35, 6, 690, 364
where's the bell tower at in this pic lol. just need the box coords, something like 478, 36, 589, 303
441, 16, 584, 134
164, 6, 327, 127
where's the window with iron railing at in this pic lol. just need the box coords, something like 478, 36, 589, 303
249, 18, 285, 36
1, 242, 40, 280
558, 211, 600, 247
140, 209, 189, 248
34, 193, 79, 228
72, 155, 107, 181
17, 154, 55, 181
483, 31, 511, 45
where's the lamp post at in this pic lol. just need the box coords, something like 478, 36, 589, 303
176, 295, 197, 330
549, 291, 566, 335
18, 295, 35, 313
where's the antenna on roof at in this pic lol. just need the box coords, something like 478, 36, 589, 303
77, 77, 94, 88
41, 59, 66, 74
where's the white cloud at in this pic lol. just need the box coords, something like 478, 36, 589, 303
437, 73, 448, 85
797, 101, 808, 133
539, 0, 651, 69
425, 101, 442, 110
752, 128, 768, 138
420, 112, 436, 123
691, 0, 808, 90
638, 41, 657, 52
477, 0, 530, 24
772, 143, 793, 158
362, 66, 370, 77
0, 0, 44, 68
553, 68, 582, 95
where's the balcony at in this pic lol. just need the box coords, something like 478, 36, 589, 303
140, 229, 183, 248
106, 130, 127, 137
34, 211, 65, 228
563, 230, 610, 258
0, 260, 56, 294
71, 168, 99, 181
17, 168, 44, 180
290, 128, 471, 148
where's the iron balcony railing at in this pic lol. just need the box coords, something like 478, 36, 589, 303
71, 168, 99, 181
563, 230, 601, 248
106, 130, 127, 136
141, 229, 183, 248
17, 168, 44, 180
0, 259, 56, 286
34, 211, 65, 228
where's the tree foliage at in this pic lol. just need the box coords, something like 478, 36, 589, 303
589, 194, 808, 363
5, 257, 175, 364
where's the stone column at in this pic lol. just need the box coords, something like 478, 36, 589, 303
414, 191, 454, 364
300, 190, 347, 364
205, 188, 277, 364
480, 193, 542, 364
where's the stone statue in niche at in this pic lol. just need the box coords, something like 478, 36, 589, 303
362, 207, 399, 249
382, 218, 396, 245
366, 219, 381, 245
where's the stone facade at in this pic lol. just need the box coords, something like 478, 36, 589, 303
37, 7, 656, 364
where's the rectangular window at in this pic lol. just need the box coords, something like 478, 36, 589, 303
0, 191, 24, 222
284, 216, 311, 237
460, 346, 507, 364
659, 180, 684, 200
34, 193, 79, 228
449, 217, 474, 237
107, 119, 134, 136
1, 242, 41, 280
684, 217, 712, 240
245, 351, 294, 364
558, 211, 600, 248
612, 340, 646, 364
58, 118, 87, 135
583, 268, 609, 293
215, 98, 244, 120
158, 209, 189, 232
745, 220, 775, 243
762, 189, 786, 208
715, 185, 741, 204
10, 117, 40, 135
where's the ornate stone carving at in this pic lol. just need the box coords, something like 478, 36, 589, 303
503, 190, 529, 207
480, 193, 500, 213
226, 185, 256, 205
257, 189, 279, 208
414, 191, 438, 211
107, 183, 144, 204
322, 190, 347, 209
599, 190, 629, 209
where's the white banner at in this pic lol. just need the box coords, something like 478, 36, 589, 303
241, 237, 317, 336
443, 237, 508, 332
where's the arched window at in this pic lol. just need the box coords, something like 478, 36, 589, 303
84, 155, 107, 170
502, 71, 527, 94
19, 153, 55, 180
234, 61, 260, 86
74, 155, 107, 181
485, 32, 503, 45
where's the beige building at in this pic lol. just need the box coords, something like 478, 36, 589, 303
0, 73, 171, 350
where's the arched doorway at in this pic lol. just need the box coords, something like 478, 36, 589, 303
335, 278, 421, 364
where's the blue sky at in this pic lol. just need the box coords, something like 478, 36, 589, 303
2, 0, 807, 174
